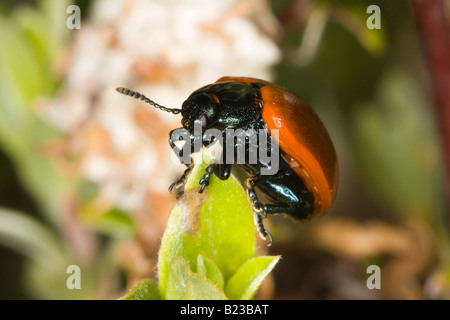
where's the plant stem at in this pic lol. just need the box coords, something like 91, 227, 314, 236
412, 0, 450, 223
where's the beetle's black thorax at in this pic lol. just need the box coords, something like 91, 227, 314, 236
183, 81, 263, 131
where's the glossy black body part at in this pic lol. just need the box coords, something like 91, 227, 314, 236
167, 81, 314, 245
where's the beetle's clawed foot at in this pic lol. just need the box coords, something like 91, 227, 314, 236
169, 178, 186, 198
168, 179, 182, 192
199, 166, 213, 193
168, 165, 194, 197
255, 213, 273, 246
248, 188, 272, 246
176, 191, 184, 199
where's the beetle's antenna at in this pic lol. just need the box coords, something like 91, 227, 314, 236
116, 87, 182, 115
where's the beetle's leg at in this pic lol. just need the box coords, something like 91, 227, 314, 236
247, 184, 303, 215
169, 164, 194, 191
169, 163, 194, 199
199, 165, 213, 193
254, 212, 273, 246
207, 135, 232, 180
246, 168, 314, 220
246, 180, 268, 219
244, 167, 314, 245
198, 161, 233, 193
168, 128, 197, 198
247, 187, 265, 215
198, 136, 231, 192
247, 187, 273, 245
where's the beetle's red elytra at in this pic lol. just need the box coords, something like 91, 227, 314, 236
216, 76, 338, 216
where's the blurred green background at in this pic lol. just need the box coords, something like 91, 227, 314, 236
0, 0, 448, 299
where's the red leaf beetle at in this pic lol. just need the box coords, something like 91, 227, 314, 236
117, 76, 338, 245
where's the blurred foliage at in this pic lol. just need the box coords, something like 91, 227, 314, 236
353, 70, 445, 224
0, 0, 448, 300
0, 0, 120, 299
272, 0, 446, 225
0, 0, 73, 220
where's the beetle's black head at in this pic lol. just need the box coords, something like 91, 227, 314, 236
181, 92, 220, 132
181, 81, 263, 133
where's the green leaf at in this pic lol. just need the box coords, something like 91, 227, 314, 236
158, 151, 256, 299
196, 254, 224, 290
121, 279, 160, 300
225, 256, 280, 300
166, 257, 227, 300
